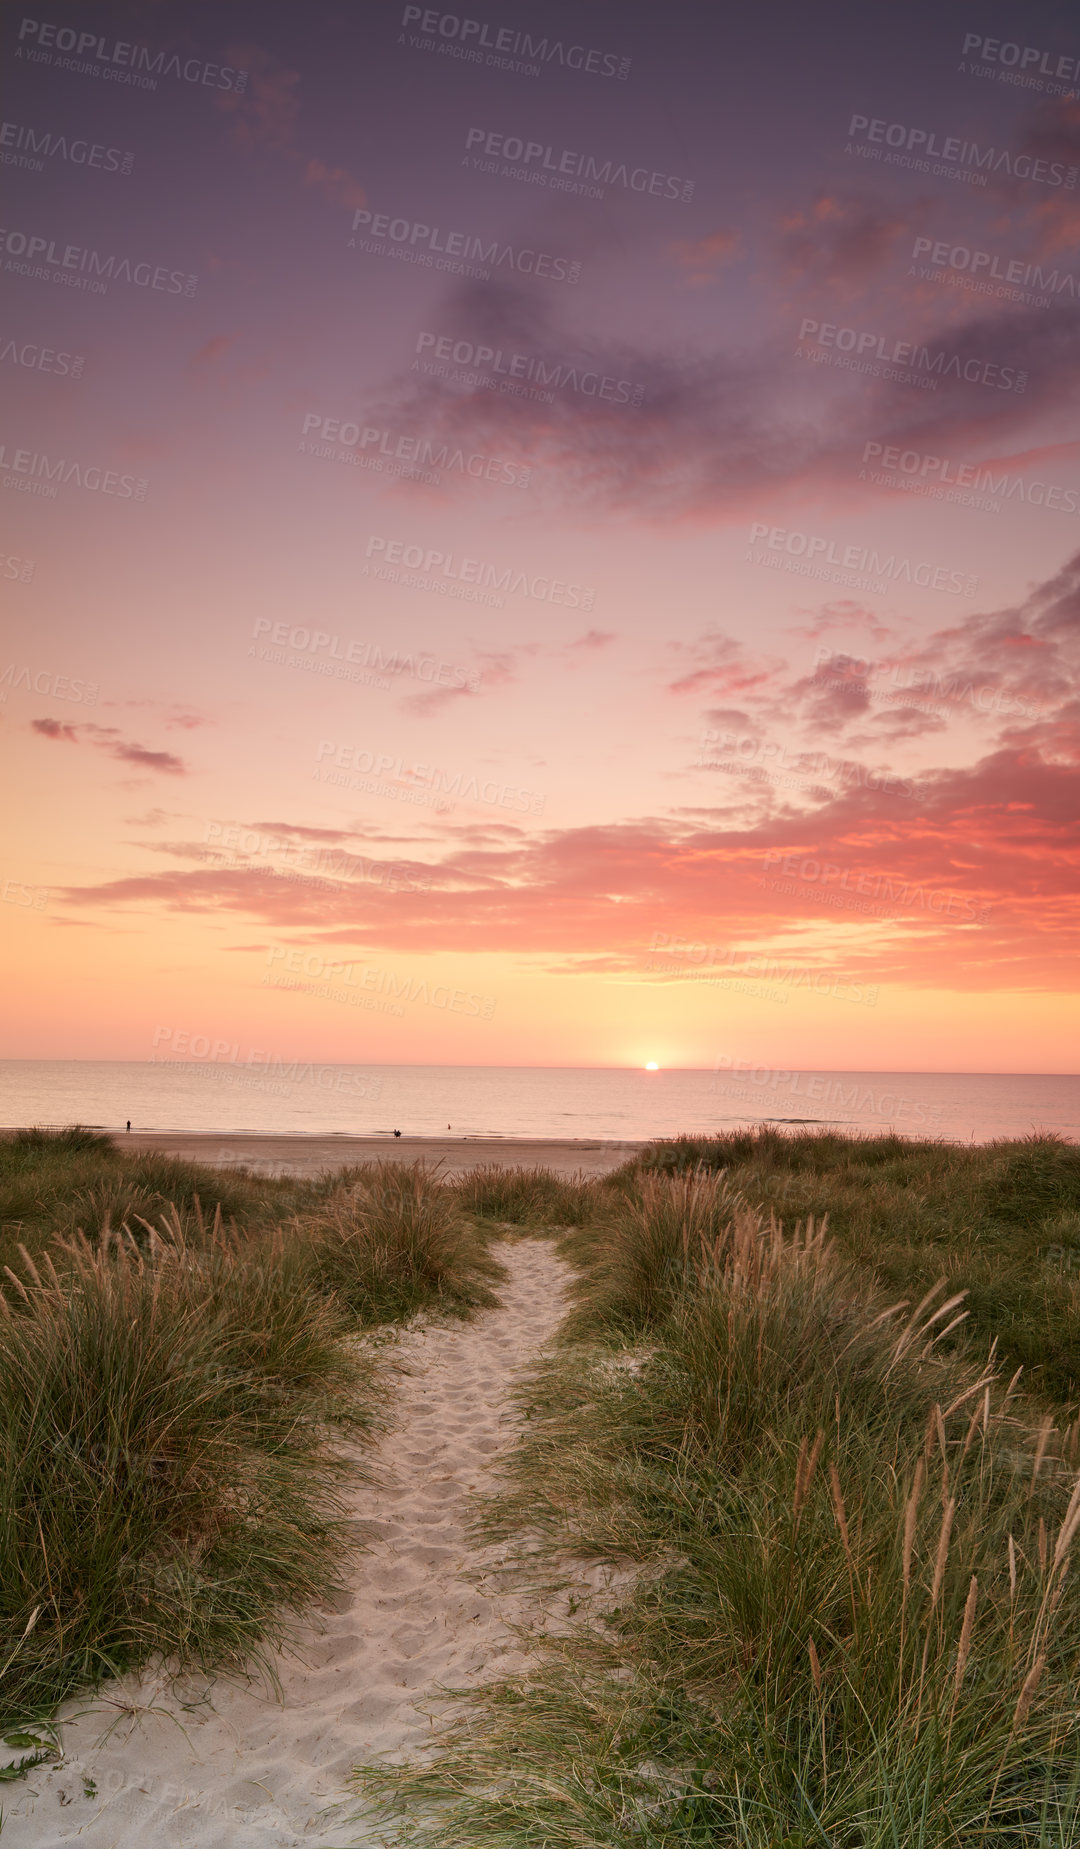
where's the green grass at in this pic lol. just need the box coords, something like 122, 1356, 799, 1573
293, 1161, 507, 1321
11, 1120, 1080, 1839
356, 1148, 1080, 1849
619, 1130, 1080, 1404
0, 1125, 307, 1274
0, 1132, 507, 1734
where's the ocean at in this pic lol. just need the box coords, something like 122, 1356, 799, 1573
0, 1062, 1076, 1145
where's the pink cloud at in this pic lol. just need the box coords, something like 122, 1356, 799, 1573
31, 719, 187, 776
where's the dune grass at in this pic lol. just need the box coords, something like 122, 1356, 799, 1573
0, 1209, 368, 1727
0, 1133, 505, 1734
294, 1161, 506, 1321
358, 1159, 1080, 1848
620, 1129, 1080, 1404
0, 1125, 306, 1275
450, 1162, 595, 1228
9, 1119, 1080, 1835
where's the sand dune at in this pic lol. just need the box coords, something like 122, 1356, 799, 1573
3, 1239, 576, 1848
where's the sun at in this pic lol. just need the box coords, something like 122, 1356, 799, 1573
644, 1061, 660, 1071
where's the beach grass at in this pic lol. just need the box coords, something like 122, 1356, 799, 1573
618, 1128, 1080, 1403
293, 1160, 507, 1321
357, 1146, 1080, 1848
7, 1118, 1080, 1838
0, 1125, 306, 1275
450, 1162, 596, 1227
0, 1132, 504, 1732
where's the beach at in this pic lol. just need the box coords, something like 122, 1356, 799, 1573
116, 1130, 643, 1179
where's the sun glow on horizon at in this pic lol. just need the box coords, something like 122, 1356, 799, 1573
645, 1061, 660, 1070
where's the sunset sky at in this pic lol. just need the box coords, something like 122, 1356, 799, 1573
3, 0, 1079, 1072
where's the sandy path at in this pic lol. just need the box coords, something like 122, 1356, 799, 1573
3, 1239, 572, 1848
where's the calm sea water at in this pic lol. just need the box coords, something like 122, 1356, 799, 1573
0, 1062, 1076, 1145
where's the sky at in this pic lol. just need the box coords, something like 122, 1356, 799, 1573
2, 0, 1079, 1072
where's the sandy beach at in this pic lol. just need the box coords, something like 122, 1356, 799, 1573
1, 1237, 611, 1849
116, 1130, 643, 1179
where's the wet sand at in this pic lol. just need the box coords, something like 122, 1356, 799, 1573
116, 1130, 643, 1179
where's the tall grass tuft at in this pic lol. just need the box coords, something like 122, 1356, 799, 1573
559, 1168, 746, 1332
0, 1208, 373, 1725
359, 1179, 1080, 1846
611, 1129, 1080, 1400
0, 1128, 306, 1275
452, 1163, 595, 1228
295, 1161, 506, 1322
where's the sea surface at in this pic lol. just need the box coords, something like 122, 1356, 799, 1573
0, 1062, 1076, 1145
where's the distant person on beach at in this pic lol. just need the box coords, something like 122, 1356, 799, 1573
126, 1120, 131, 1132
393, 1128, 401, 1138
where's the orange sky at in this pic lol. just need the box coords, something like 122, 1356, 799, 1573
2, 0, 1079, 1070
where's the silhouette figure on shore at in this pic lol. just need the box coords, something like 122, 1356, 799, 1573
126, 1120, 131, 1132
393, 1128, 401, 1138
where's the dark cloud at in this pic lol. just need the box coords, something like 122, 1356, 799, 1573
363, 276, 1080, 528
